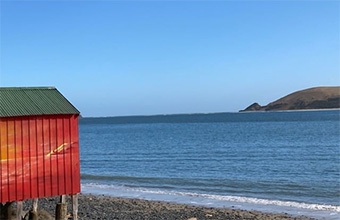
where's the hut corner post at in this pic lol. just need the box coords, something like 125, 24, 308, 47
0, 202, 14, 220
56, 195, 67, 220
26, 198, 39, 220
16, 201, 23, 220
55, 194, 78, 220
0, 201, 24, 220
32, 198, 38, 213
71, 194, 78, 220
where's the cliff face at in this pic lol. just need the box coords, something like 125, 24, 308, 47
240, 86, 340, 112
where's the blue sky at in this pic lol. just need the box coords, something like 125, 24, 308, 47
1, 1, 339, 117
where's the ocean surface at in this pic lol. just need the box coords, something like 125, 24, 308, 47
79, 110, 340, 219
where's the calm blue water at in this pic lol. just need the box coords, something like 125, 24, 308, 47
79, 110, 340, 219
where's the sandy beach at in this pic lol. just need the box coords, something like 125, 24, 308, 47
16, 194, 316, 220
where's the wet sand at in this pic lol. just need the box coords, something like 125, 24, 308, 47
19, 193, 316, 220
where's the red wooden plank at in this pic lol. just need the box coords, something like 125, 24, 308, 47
14, 119, 24, 200
55, 117, 67, 194
21, 118, 31, 199
70, 116, 81, 193
2, 120, 9, 202
42, 117, 53, 196
7, 119, 16, 202
36, 117, 45, 198
0, 120, 2, 202
0, 119, 8, 202
29, 118, 38, 200
48, 117, 57, 196
63, 117, 71, 194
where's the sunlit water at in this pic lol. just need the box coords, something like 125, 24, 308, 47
79, 110, 340, 219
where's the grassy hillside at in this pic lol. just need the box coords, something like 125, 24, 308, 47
241, 86, 340, 112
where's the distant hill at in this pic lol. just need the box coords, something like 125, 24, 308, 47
240, 86, 340, 112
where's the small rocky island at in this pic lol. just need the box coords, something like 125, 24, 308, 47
240, 86, 340, 112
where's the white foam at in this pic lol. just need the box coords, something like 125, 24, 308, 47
193, 193, 339, 212
81, 183, 340, 219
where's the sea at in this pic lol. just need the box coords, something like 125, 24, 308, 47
79, 110, 340, 220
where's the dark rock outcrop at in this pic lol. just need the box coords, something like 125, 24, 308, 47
240, 103, 262, 112
240, 86, 340, 112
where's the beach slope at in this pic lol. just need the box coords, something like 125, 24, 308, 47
20, 194, 315, 220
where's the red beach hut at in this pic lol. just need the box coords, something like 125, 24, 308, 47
0, 87, 80, 214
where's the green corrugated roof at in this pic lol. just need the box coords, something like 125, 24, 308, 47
0, 87, 80, 117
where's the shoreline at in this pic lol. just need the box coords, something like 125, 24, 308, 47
81, 108, 340, 118
239, 108, 340, 113
19, 193, 317, 220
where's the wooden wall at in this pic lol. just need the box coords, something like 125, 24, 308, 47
0, 114, 80, 203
